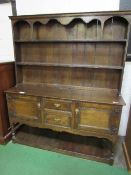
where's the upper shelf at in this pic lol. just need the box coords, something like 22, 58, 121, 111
13, 16, 129, 41
14, 39, 127, 43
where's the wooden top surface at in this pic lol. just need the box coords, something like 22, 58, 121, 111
6, 83, 125, 106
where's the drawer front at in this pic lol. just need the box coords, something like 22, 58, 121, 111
7, 94, 38, 101
44, 99, 72, 111
44, 109, 72, 128
6, 94, 41, 123
79, 102, 113, 110
76, 103, 121, 134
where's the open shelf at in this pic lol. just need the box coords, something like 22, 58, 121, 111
6, 83, 125, 105
14, 39, 127, 43
14, 125, 113, 164
103, 16, 128, 40
16, 62, 123, 70
13, 16, 129, 41
15, 42, 125, 68
13, 21, 31, 40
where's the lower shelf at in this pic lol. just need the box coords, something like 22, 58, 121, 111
13, 125, 114, 164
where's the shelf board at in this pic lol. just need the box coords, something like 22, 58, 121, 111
16, 62, 123, 70
14, 39, 127, 43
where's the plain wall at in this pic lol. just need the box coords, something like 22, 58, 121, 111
119, 62, 131, 135
16, 0, 119, 15
0, 3, 14, 62
1, 0, 131, 136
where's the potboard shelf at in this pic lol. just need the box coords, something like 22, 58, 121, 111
14, 125, 113, 164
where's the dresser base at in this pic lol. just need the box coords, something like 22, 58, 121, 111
13, 125, 114, 164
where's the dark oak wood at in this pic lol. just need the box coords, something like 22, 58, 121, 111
6, 11, 131, 163
0, 62, 15, 144
123, 104, 131, 172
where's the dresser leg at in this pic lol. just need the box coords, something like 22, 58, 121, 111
11, 123, 16, 141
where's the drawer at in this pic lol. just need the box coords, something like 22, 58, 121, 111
79, 102, 113, 110
44, 99, 72, 111
7, 94, 38, 101
44, 109, 72, 128
6, 94, 41, 123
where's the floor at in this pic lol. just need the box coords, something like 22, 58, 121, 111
0, 142, 129, 175
114, 137, 127, 169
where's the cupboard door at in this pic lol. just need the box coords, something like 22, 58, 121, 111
76, 103, 121, 134
6, 94, 41, 123
43, 109, 72, 128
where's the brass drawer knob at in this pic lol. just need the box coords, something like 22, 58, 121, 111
54, 118, 61, 122
19, 91, 26, 94
37, 102, 41, 108
54, 103, 61, 108
33, 116, 38, 120
75, 108, 79, 114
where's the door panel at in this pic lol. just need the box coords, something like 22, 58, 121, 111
79, 108, 110, 129
7, 94, 41, 123
76, 103, 121, 134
